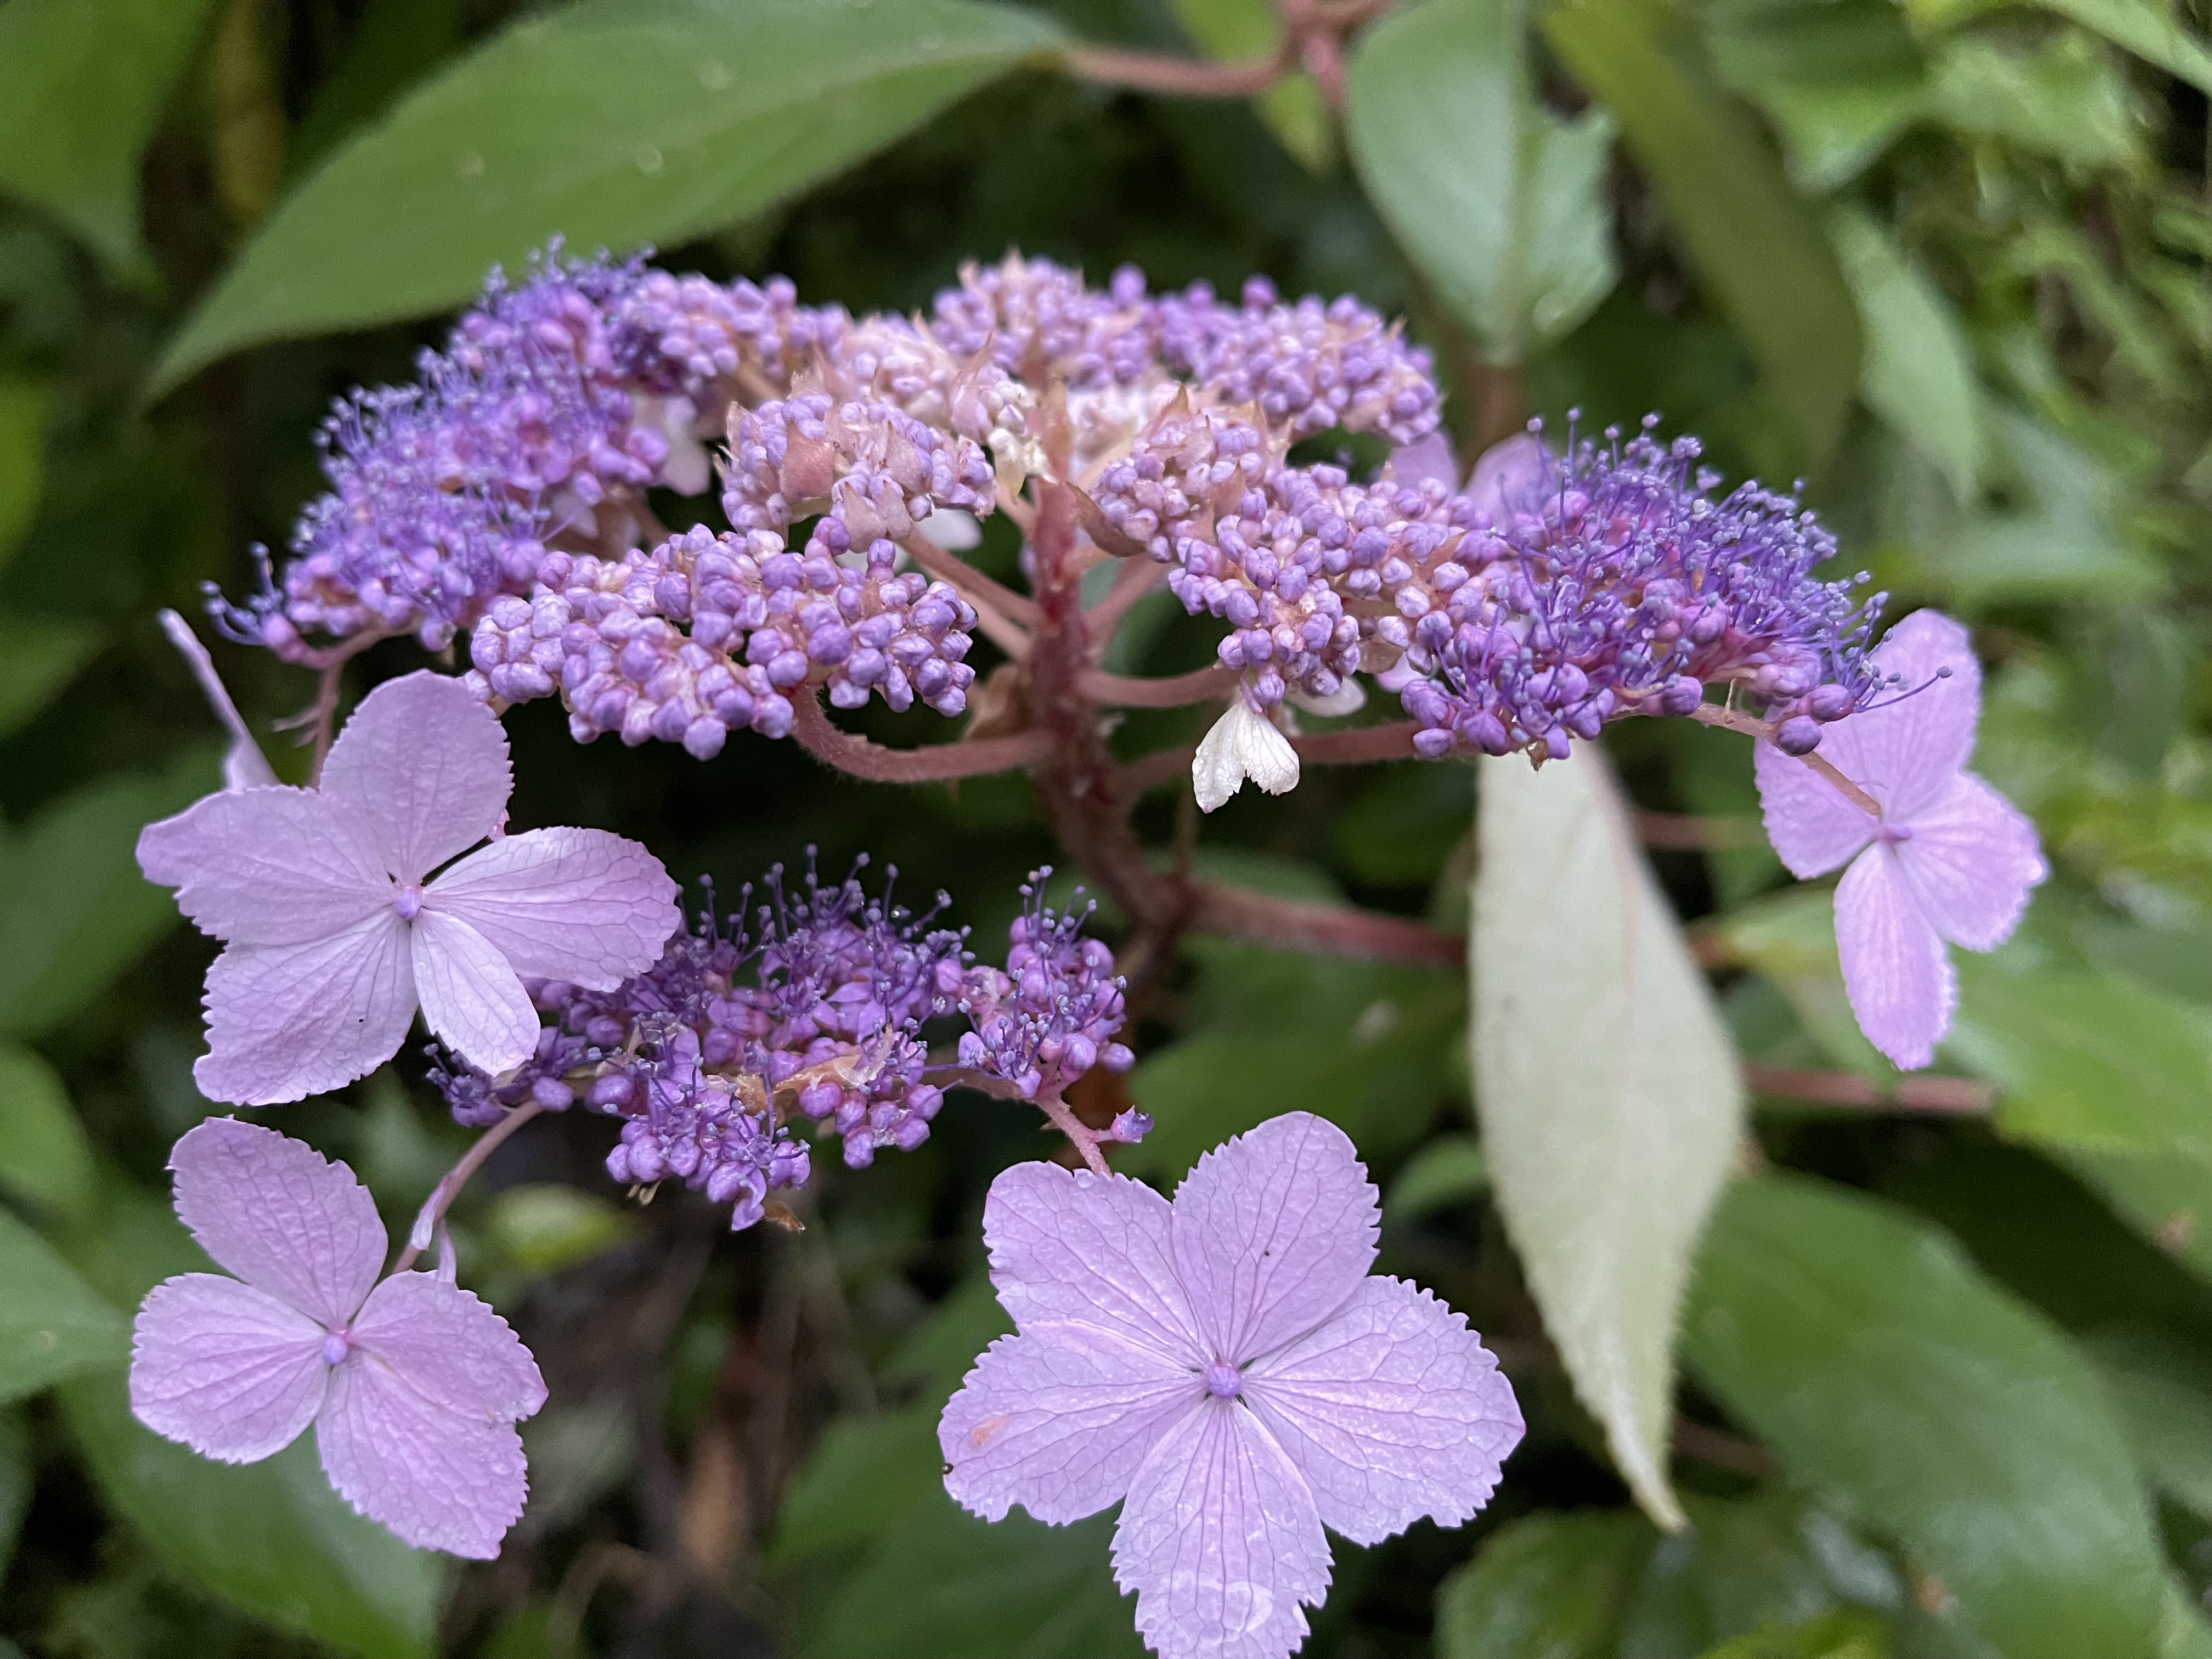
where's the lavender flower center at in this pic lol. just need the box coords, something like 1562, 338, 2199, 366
1877, 824, 1914, 846
321, 1330, 353, 1366
1203, 1360, 1242, 1399
392, 884, 424, 921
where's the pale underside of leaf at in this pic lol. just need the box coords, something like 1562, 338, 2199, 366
1471, 749, 1744, 1530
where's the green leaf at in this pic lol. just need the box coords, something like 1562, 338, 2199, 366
1923, 32, 2146, 175
1932, 410, 2162, 605
1829, 206, 1982, 501
1124, 945, 1460, 1178
771, 1401, 947, 1564
0, 1205, 129, 1405
1685, 1173, 2171, 1659
0, 616, 100, 742
1704, 0, 1926, 190
0, 744, 221, 1039
58, 1378, 441, 1659
1948, 952, 2212, 1161
0, 1407, 30, 1580
1982, 0, 2212, 99
1347, 0, 1617, 365
0, 0, 217, 275
1434, 1510, 1652, 1659
0, 378, 48, 572
0, 1041, 94, 1220
1384, 1133, 1488, 1223
483, 1183, 634, 1275
2061, 1144, 2212, 1287
1471, 749, 1744, 1530
804, 1492, 1142, 1659
1165, 0, 1334, 172
2083, 1329, 2212, 1526
150, 0, 1067, 393
1713, 884, 1887, 1080
1541, 0, 1861, 475
1699, 1610, 1890, 1659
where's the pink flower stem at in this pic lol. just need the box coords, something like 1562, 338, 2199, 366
1078, 665, 1233, 708
899, 534, 1039, 625
1743, 1062, 1994, 1115
1084, 557, 1170, 643
1035, 1091, 1114, 1175
391, 1097, 547, 1276
791, 692, 1058, 782
1689, 702, 1881, 817
273, 629, 392, 785
1192, 882, 1465, 965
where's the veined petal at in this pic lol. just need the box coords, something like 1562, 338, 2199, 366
1170, 1113, 1378, 1368
1194, 701, 1300, 814
320, 672, 511, 884
983, 1162, 1204, 1365
167, 1118, 386, 1328
940, 1327, 1201, 1525
129, 1274, 329, 1463
349, 1272, 546, 1424
1895, 771, 2047, 952
1111, 1398, 1331, 1659
1811, 610, 1980, 822
1242, 1277, 1522, 1545
409, 909, 540, 1076
425, 826, 680, 990
196, 912, 417, 1106
1752, 738, 1875, 879
138, 788, 390, 947
1836, 844, 1955, 1071
317, 1355, 529, 1559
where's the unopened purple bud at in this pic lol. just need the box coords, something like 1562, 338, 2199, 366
1109, 1108, 1153, 1143
1774, 715, 1822, 755
1808, 683, 1855, 721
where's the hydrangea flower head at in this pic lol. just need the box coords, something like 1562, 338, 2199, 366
1753, 610, 2046, 1069
940, 1113, 1522, 1659
129, 1118, 546, 1557
137, 670, 680, 1103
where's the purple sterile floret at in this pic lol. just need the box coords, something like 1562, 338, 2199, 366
938, 1113, 1523, 1659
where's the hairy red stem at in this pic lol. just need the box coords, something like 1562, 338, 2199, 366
792, 693, 1056, 782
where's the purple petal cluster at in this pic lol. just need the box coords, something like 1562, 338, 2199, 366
430, 861, 1133, 1227
1390, 421, 1882, 759
957, 873, 1136, 1102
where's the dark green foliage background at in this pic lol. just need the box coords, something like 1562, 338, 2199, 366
2, 1, 2212, 1657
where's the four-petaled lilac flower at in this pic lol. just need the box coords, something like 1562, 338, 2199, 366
129, 1118, 547, 1558
137, 670, 681, 1103
939, 1113, 1523, 1659
1754, 610, 2046, 1070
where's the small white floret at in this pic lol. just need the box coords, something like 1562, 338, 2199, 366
1194, 701, 1301, 813
917, 508, 983, 552
1287, 678, 1367, 718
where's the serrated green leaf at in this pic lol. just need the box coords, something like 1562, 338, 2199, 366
1713, 886, 1888, 1079
0, 0, 218, 276
1472, 749, 1744, 1530
0, 744, 221, 1038
0, 1205, 129, 1405
1347, 0, 1617, 365
58, 1378, 442, 1659
1435, 1510, 1652, 1658
0, 379, 47, 572
0, 617, 101, 744
150, 0, 1067, 394
1829, 206, 1982, 501
1542, 0, 1860, 475
1704, 0, 1926, 190
1685, 1173, 2170, 1659
0, 1041, 94, 1221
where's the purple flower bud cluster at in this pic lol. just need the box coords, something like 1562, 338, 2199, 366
1387, 421, 1883, 759
467, 518, 980, 756
957, 873, 1137, 1102
428, 861, 1135, 1228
